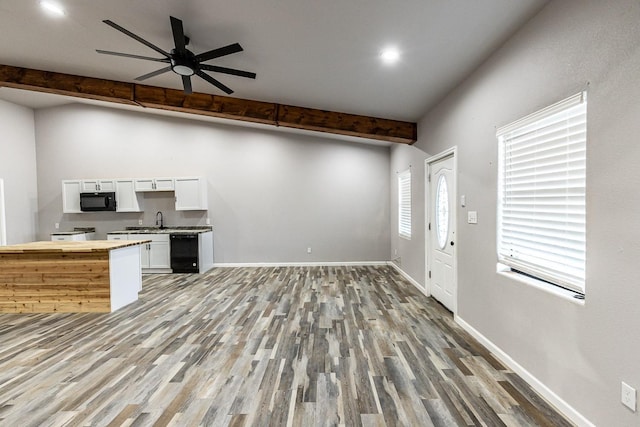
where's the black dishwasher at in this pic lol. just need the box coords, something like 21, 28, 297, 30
170, 234, 199, 273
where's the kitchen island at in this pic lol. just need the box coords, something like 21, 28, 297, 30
0, 240, 150, 313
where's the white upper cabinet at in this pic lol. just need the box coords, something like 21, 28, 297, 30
175, 177, 208, 211
115, 179, 144, 212
62, 180, 82, 213
134, 178, 174, 192
62, 176, 205, 213
81, 179, 115, 192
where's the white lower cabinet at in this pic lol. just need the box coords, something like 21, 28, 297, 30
106, 234, 127, 241
108, 233, 171, 272
128, 234, 170, 271
51, 234, 86, 241
149, 236, 170, 269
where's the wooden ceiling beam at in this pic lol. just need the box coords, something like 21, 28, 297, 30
0, 64, 417, 144
0, 64, 135, 105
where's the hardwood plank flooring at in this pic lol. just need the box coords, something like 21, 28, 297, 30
0, 266, 574, 426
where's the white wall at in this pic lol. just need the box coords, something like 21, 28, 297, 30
389, 144, 429, 288
395, 0, 640, 425
0, 99, 38, 244
34, 104, 391, 263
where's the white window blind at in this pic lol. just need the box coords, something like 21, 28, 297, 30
398, 169, 411, 239
497, 92, 586, 293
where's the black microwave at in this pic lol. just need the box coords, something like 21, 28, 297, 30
80, 192, 116, 212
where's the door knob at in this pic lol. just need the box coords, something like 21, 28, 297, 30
450, 241, 454, 246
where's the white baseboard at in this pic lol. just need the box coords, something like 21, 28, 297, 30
387, 262, 429, 297
212, 261, 389, 268
455, 316, 594, 427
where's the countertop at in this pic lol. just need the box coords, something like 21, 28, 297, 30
50, 231, 96, 236
0, 240, 151, 254
51, 227, 96, 236
108, 226, 213, 235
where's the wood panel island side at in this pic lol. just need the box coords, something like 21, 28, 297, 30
0, 240, 150, 313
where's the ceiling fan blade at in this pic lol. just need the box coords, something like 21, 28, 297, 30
199, 64, 256, 79
196, 71, 233, 94
96, 50, 170, 63
182, 75, 193, 94
195, 43, 243, 63
103, 19, 170, 58
170, 16, 187, 55
134, 66, 172, 81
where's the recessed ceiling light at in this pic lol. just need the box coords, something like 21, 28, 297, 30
380, 47, 400, 65
39, 1, 65, 16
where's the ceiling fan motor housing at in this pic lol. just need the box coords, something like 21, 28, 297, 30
170, 49, 196, 76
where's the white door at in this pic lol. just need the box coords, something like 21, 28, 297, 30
0, 179, 6, 246
428, 154, 456, 312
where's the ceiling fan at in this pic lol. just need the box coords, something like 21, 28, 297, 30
96, 16, 256, 95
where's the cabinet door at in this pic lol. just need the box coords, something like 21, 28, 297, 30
62, 180, 82, 213
115, 180, 143, 212
154, 178, 174, 191
129, 234, 150, 268
134, 179, 155, 192
81, 180, 99, 192
98, 180, 116, 192
175, 177, 207, 210
149, 241, 171, 268
82, 179, 116, 192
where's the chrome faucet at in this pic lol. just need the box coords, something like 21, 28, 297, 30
155, 211, 164, 229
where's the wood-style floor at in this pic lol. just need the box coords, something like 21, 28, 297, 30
0, 266, 573, 427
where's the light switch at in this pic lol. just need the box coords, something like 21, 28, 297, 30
460, 195, 466, 207
468, 211, 478, 224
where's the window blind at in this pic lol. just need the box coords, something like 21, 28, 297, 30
497, 92, 586, 293
398, 169, 411, 239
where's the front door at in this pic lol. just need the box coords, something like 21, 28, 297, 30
428, 154, 456, 312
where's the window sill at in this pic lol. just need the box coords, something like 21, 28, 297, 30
399, 234, 411, 241
496, 263, 585, 306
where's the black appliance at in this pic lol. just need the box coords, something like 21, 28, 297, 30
80, 192, 116, 212
170, 234, 199, 273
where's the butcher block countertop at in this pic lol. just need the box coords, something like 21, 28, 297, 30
0, 239, 151, 254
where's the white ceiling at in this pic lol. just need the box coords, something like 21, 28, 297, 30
0, 0, 547, 122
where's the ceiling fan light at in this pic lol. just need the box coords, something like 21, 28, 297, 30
170, 56, 195, 76
172, 64, 194, 76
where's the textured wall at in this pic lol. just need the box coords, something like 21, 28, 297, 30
34, 104, 391, 263
409, 0, 640, 425
0, 100, 38, 244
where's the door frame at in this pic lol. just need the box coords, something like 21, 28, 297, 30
425, 147, 458, 313
0, 179, 6, 245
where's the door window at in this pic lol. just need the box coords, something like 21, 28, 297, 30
435, 175, 449, 249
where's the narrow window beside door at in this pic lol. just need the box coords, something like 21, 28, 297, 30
497, 92, 587, 294
398, 169, 411, 239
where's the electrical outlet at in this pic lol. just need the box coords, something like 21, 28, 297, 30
307, 247, 312, 254
54, 223, 59, 229
468, 211, 478, 224
138, 219, 143, 225
622, 382, 637, 411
